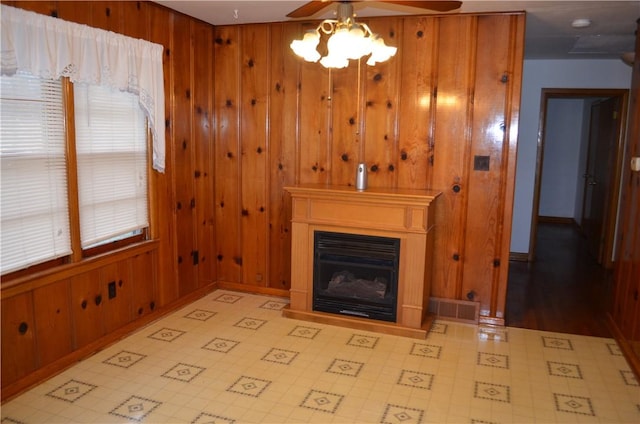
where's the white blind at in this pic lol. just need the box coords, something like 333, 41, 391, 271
0, 72, 71, 274
74, 84, 148, 248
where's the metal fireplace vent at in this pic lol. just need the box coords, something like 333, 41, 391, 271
428, 297, 479, 324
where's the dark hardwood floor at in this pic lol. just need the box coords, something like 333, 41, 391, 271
505, 222, 614, 338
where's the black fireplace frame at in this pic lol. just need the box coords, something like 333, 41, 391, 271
312, 231, 400, 322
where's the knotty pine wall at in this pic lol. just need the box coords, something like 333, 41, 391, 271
214, 13, 525, 324
2, 0, 524, 395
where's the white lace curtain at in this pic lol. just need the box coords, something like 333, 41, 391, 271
0, 4, 166, 172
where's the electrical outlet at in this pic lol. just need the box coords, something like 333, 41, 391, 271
108, 281, 116, 299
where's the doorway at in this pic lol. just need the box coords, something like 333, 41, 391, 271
506, 88, 628, 336
529, 89, 629, 267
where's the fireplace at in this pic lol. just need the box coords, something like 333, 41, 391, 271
283, 184, 440, 339
313, 231, 400, 322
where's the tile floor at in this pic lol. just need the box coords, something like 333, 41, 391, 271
2, 290, 639, 423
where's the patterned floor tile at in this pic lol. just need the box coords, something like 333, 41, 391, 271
184, 309, 217, 321
202, 337, 240, 353
477, 352, 509, 369
213, 293, 243, 304
226, 376, 271, 398
1, 418, 24, 424
103, 350, 147, 369
621, 370, 639, 386
233, 317, 267, 330
109, 395, 162, 422
299, 389, 344, 414
261, 348, 299, 365
429, 322, 448, 334
46, 379, 97, 403
553, 393, 595, 416
347, 333, 379, 349
397, 370, 434, 390
326, 358, 364, 377
288, 325, 321, 339
148, 327, 186, 342
410, 342, 442, 359
380, 404, 425, 424
162, 363, 206, 382
259, 299, 287, 310
191, 412, 235, 424
542, 336, 573, 350
547, 361, 583, 379
474, 381, 511, 403
607, 342, 623, 356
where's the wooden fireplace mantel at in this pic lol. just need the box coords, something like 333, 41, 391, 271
283, 184, 440, 339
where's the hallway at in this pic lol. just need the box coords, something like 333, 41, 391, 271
506, 222, 613, 337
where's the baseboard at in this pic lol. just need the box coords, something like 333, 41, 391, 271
537, 216, 576, 225
509, 252, 529, 262
217, 281, 290, 298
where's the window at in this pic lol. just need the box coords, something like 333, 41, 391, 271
74, 83, 148, 249
0, 73, 71, 274
0, 72, 149, 276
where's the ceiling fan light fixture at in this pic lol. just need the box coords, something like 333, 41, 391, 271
289, 3, 396, 68
290, 30, 321, 62
367, 35, 398, 66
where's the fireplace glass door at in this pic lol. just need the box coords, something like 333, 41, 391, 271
313, 231, 400, 322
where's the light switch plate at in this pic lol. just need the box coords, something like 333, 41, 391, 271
631, 157, 640, 172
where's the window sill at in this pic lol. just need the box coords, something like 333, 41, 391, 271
1, 239, 160, 299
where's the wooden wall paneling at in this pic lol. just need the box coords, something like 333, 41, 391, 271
493, 14, 525, 320
173, 15, 198, 296
239, 25, 270, 288
362, 18, 401, 189
298, 22, 332, 185
1, 292, 37, 386
32, 279, 73, 367
55, 1, 90, 25
130, 251, 157, 318
268, 23, 299, 291
396, 16, 437, 190
461, 14, 511, 317
7, 1, 56, 16
192, 20, 216, 287
121, 1, 149, 40
70, 269, 104, 349
429, 16, 475, 300
100, 261, 133, 333
214, 26, 243, 284
88, 0, 123, 32
329, 55, 362, 186
609, 17, 640, 375
147, 3, 178, 306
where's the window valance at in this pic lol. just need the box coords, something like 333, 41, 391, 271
0, 5, 166, 172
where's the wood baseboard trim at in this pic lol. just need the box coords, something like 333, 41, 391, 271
478, 315, 505, 327
537, 216, 576, 225
217, 281, 289, 298
606, 313, 640, 381
0, 283, 218, 404
509, 252, 529, 262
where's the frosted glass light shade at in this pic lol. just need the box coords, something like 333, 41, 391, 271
290, 31, 321, 62
367, 36, 397, 66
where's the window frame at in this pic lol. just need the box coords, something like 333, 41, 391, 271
1, 76, 153, 282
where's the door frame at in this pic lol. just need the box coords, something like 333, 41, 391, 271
528, 88, 629, 264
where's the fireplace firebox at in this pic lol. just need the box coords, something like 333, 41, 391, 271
313, 231, 400, 322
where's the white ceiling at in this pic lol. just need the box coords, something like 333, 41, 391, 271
153, 0, 639, 60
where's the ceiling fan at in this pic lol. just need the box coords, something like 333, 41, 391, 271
286, 0, 463, 19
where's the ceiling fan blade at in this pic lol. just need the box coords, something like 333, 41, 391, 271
286, 1, 334, 18
378, 1, 462, 12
